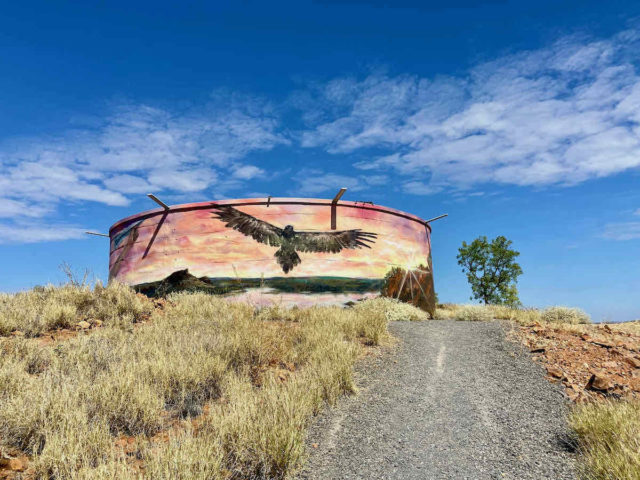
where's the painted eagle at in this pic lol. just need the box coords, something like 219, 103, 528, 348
212, 205, 377, 274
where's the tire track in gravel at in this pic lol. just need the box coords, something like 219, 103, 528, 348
298, 320, 576, 480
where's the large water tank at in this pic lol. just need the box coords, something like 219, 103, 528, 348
109, 197, 436, 315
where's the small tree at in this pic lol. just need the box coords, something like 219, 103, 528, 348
456, 235, 522, 306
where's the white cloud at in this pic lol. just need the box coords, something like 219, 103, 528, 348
291, 170, 391, 196
4, 26, 640, 246
0, 98, 288, 241
298, 29, 640, 193
0, 222, 85, 244
602, 222, 640, 240
361, 175, 389, 186
232, 164, 265, 180
292, 170, 365, 195
102, 174, 153, 194
0, 198, 50, 218
402, 181, 442, 195
147, 168, 217, 192
0, 161, 128, 207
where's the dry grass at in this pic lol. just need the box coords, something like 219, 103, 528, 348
434, 303, 591, 326
359, 297, 429, 323
559, 320, 640, 338
485, 305, 543, 324
0, 285, 426, 479
540, 306, 591, 325
434, 303, 534, 322
607, 320, 640, 336
569, 399, 640, 480
0, 281, 153, 337
453, 305, 493, 322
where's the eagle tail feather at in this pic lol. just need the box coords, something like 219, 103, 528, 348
275, 247, 301, 274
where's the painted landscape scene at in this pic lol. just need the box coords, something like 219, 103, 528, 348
110, 200, 437, 314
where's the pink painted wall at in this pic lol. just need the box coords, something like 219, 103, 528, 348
108, 198, 435, 313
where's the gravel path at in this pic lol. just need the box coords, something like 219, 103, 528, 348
299, 320, 576, 480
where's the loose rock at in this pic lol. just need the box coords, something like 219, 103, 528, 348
547, 366, 563, 378
0, 457, 27, 472
623, 356, 640, 369
586, 374, 614, 392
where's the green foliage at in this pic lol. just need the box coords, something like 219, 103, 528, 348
456, 235, 523, 306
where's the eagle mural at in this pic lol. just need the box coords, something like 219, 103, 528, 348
212, 205, 377, 273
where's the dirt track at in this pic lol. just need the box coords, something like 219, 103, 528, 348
299, 320, 576, 480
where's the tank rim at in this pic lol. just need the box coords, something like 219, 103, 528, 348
108, 197, 432, 235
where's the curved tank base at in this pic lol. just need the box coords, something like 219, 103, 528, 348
109, 198, 436, 316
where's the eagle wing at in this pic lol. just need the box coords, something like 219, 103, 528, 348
292, 230, 377, 253
212, 205, 284, 246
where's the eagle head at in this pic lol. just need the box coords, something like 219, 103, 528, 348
283, 225, 295, 239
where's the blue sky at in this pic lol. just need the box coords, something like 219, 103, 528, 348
1, 1, 640, 321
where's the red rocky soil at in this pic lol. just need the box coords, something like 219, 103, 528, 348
0, 447, 32, 480
515, 322, 640, 402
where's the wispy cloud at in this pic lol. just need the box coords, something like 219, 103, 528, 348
0, 198, 51, 218
4, 27, 640, 244
0, 96, 288, 242
602, 222, 640, 240
232, 164, 266, 180
298, 29, 640, 193
0, 222, 85, 244
292, 170, 365, 195
291, 169, 391, 196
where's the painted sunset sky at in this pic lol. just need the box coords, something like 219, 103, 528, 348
109, 200, 431, 285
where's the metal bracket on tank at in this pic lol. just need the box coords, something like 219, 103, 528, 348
331, 188, 347, 230
147, 193, 170, 210
143, 194, 171, 258
424, 214, 448, 224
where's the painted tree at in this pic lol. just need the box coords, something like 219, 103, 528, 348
456, 235, 522, 306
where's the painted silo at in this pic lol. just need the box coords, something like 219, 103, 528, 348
108, 197, 437, 315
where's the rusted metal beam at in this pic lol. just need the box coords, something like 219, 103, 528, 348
424, 213, 448, 224
331, 188, 347, 230
147, 193, 169, 210
142, 210, 168, 258
332, 188, 347, 203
